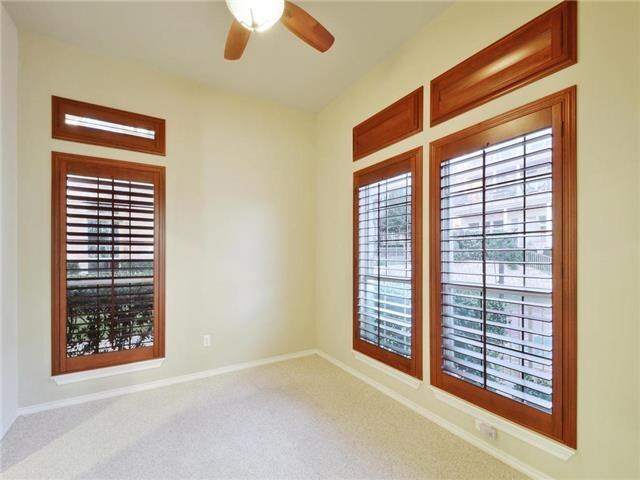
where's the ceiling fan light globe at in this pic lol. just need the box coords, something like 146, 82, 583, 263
225, 0, 285, 32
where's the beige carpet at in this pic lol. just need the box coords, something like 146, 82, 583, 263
1, 355, 524, 479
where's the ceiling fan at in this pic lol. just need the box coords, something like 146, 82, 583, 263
224, 0, 335, 60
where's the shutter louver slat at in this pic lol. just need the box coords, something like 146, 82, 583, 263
354, 149, 422, 379
357, 172, 413, 359
439, 128, 554, 414
65, 173, 156, 358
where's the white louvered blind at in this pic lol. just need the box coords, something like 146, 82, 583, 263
357, 172, 413, 358
65, 174, 156, 357
439, 127, 553, 413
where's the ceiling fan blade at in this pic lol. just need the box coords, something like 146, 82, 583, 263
224, 20, 251, 60
280, 1, 334, 53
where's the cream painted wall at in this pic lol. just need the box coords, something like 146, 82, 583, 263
10, 2, 640, 477
1, 3, 18, 439
17, 32, 316, 407
315, 1, 639, 479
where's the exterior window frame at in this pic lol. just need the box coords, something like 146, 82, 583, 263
353, 147, 423, 379
51, 151, 166, 376
429, 87, 577, 446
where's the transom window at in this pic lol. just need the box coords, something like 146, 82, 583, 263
52, 96, 166, 155
64, 114, 156, 140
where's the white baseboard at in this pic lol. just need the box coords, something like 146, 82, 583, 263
18, 349, 316, 417
315, 350, 550, 480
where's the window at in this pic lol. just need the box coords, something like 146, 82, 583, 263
52, 152, 165, 375
64, 114, 155, 139
429, 87, 576, 446
52, 96, 166, 155
353, 148, 422, 378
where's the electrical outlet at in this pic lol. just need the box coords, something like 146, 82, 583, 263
203, 334, 211, 347
475, 419, 497, 441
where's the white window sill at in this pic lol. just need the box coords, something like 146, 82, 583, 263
51, 358, 165, 385
429, 386, 576, 460
352, 351, 422, 389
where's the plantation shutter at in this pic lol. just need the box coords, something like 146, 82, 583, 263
52, 152, 165, 375
357, 172, 413, 358
439, 127, 554, 413
66, 174, 157, 356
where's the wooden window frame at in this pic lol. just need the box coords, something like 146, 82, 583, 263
429, 87, 576, 446
353, 148, 423, 379
52, 152, 166, 375
430, 1, 577, 126
52, 96, 166, 156
353, 87, 423, 161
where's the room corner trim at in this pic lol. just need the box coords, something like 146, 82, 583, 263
17, 349, 317, 417
316, 349, 552, 480
1, 410, 19, 441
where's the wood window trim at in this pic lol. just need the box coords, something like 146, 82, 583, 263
51, 151, 166, 376
430, 1, 577, 126
353, 87, 423, 161
52, 96, 166, 156
429, 87, 577, 446
353, 147, 423, 379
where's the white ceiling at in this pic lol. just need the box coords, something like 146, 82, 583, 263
4, 1, 450, 111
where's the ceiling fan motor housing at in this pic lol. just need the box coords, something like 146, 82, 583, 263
225, 0, 285, 32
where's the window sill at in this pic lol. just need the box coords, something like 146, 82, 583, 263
51, 358, 165, 385
430, 386, 576, 460
352, 351, 422, 389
